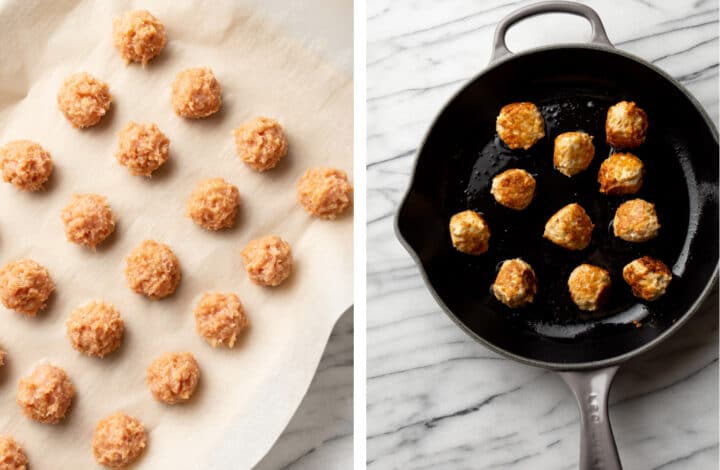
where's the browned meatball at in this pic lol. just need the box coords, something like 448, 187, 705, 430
93, 412, 147, 468
496, 102, 545, 150
0, 436, 28, 469
146, 352, 200, 404
567, 264, 611, 311
171, 67, 222, 118
112, 10, 166, 65
598, 152, 644, 195
613, 199, 660, 242
0, 140, 53, 191
125, 240, 181, 299
234, 117, 288, 171
553, 131, 594, 177
297, 167, 353, 219
0, 259, 54, 316
57, 72, 112, 128
623, 256, 672, 301
66, 301, 124, 358
492, 258, 537, 308
606, 101, 648, 148
187, 178, 240, 230
490, 168, 536, 210
543, 203, 594, 250
449, 210, 490, 255
194, 292, 249, 348
16, 364, 74, 424
241, 235, 293, 286
61, 193, 116, 249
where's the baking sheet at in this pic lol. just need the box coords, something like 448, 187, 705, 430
0, 0, 353, 468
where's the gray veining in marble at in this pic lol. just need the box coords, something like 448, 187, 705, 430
367, 1, 718, 469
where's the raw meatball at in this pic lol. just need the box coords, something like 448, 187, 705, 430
146, 352, 200, 404
613, 199, 660, 242
554, 131, 595, 177
449, 210, 490, 255
61, 193, 115, 249
0, 259, 54, 316
0, 436, 28, 470
598, 152, 644, 195
66, 301, 124, 358
187, 178, 240, 230
0, 140, 53, 191
496, 102, 545, 150
297, 167, 353, 219
241, 235, 293, 287
623, 256, 672, 301
112, 10, 166, 65
194, 292, 249, 348
16, 364, 74, 424
115, 121, 170, 177
606, 101, 648, 148
492, 258, 537, 308
543, 203, 594, 250
93, 412, 147, 468
490, 168, 536, 210
234, 117, 288, 171
171, 67, 222, 118
57, 72, 112, 128
567, 264, 611, 311
125, 240, 181, 299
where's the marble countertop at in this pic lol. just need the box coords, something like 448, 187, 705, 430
367, 1, 718, 469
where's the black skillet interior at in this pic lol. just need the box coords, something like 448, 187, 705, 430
397, 47, 719, 365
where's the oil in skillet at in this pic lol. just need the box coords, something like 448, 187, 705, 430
451, 95, 690, 328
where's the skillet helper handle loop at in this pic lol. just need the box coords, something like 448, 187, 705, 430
490, 1, 613, 64
559, 366, 622, 470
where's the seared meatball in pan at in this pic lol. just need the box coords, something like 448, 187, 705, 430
606, 101, 648, 148
490, 168, 536, 210
492, 258, 537, 308
613, 199, 660, 242
496, 102, 545, 150
449, 210, 490, 255
543, 203, 594, 251
623, 256, 672, 301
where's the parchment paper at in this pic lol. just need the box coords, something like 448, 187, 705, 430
0, 0, 352, 468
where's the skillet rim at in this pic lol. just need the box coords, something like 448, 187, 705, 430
394, 43, 720, 371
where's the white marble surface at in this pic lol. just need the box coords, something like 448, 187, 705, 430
367, 1, 718, 469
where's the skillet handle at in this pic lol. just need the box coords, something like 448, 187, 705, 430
559, 366, 622, 470
491, 1, 613, 64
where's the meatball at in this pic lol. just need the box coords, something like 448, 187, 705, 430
61, 193, 115, 249
115, 121, 170, 177
490, 168, 536, 210
146, 352, 200, 405
57, 72, 112, 128
449, 210, 490, 255
194, 292, 249, 348
496, 102, 545, 150
234, 117, 288, 171
0, 348, 5, 367
125, 240, 181, 299
567, 264, 611, 311
553, 131, 595, 177
492, 258, 537, 308
598, 152, 644, 195
543, 203, 594, 250
606, 101, 648, 148
66, 301, 124, 358
112, 10, 166, 65
0, 436, 28, 470
93, 412, 147, 468
0, 259, 54, 316
241, 235, 293, 287
613, 199, 660, 242
297, 167, 353, 219
0, 140, 53, 191
623, 256, 672, 301
16, 363, 74, 424
187, 178, 240, 230
171, 67, 222, 118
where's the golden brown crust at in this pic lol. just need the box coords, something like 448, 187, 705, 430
241, 235, 293, 286
492, 258, 537, 308
613, 199, 660, 242
93, 412, 147, 468
490, 168, 536, 210
598, 152, 644, 195
115, 121, 170, 176
543, 203, 594, 251
66, 301, 124, 358
449, 210, 490, 255
496, 102, 545, 150
57, 72, 111, 128
146, 352, 200, 404
112, 10, 166, 65
297, 167, 353, 219
0, 436, 28, 470
606, 101, 648, 148
16, 364, 74, 424
623, 256, 672, 301
0, 140, 53, 191
234, 117, 288, 171
553, 131, 595, 177
0, 259, 54, 316
171, 67, 222, 118
61, 193, 115, 249
125, 240, 181, 299
187, 178, 240, 230
567, 264, 611, 311
194, 292, 249, 348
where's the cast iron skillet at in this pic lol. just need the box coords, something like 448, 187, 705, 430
395, 2, 719, 469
